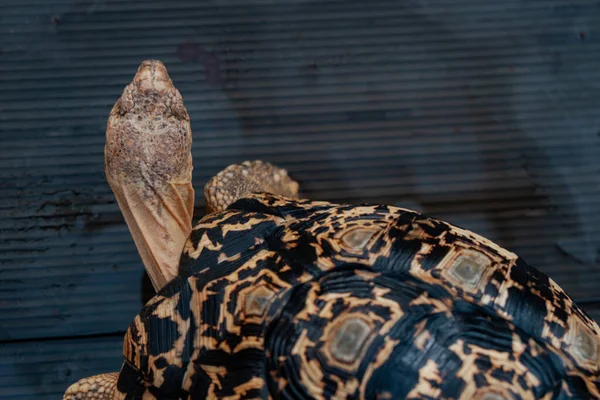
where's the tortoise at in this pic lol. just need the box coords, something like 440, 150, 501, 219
63, 60, 600, 400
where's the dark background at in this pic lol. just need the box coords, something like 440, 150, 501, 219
1, 0, 599, 397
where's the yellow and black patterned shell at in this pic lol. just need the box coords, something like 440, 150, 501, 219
117, 193, 600, 399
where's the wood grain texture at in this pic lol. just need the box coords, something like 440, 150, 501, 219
0, 335, 123, 400
0, 0, 599, 347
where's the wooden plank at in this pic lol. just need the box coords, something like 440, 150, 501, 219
0, 335, 123, 400
1, 0, 599, 341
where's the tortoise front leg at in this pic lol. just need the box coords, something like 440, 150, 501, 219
204, 160, 299, 214
63, 372, 124, 400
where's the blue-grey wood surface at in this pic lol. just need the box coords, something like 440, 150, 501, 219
1, 0, 599, 397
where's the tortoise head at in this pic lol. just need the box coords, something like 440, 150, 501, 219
105, 60, 195, 291
132, 60, 174, 95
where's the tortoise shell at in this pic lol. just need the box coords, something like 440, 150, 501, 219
63, 60, 599, 400
115, 193, 600, 399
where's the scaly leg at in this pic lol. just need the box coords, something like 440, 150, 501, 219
63, 373, 124, 400
204, 160, 300, 214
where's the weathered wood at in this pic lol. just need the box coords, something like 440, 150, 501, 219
0, 335, 123, 399
1, 0, 599, 344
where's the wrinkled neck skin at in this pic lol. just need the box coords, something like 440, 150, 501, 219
105, 60, 194, 291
